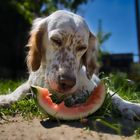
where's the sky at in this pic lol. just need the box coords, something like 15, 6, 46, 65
77, 0, 138, 62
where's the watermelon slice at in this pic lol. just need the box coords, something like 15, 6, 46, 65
31, 82, 106, 120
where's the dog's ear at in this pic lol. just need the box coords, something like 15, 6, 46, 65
27, 18, 47, 71
82, 32, 99, 79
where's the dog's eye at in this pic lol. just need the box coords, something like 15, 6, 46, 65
76, 45, 87, 52
51, 37, 62, 46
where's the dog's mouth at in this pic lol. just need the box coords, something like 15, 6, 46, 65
47, 78, 98, 107
46, 80, 77, 96
47, 85, 94, 107
47, 81, 94, 107
47, 86, 76, 99
46, 79, 98, 107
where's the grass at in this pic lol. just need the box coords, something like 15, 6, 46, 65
0, 80, 44, 119
0, 72, 140, 136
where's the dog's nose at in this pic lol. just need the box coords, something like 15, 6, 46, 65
58, 74, 76, 90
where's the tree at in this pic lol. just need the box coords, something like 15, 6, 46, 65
96, 20, 112, 49
10, 0, 90, 24
96, 20, 112, 62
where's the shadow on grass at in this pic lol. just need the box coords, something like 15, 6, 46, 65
40, 116, 140, 137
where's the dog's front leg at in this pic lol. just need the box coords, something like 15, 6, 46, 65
90, 74, 140, 120
109, 90, 140, 120
0, 82, 30, 107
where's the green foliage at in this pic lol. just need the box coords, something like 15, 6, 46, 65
95, 118, 121, 134
0, 98, 42, 119
0, 80, 23, 95
10, 0, 57, 24
58, 0, 88, 12
129, 63, 140, 85
97, 20, 112, 47
6, 0, 89, 24
0, 80, 44, 119
135, 127, 140, 139
101, 72, 140, 105
96, 20, 112, 63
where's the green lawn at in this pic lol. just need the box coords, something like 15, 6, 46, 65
0, 73, 140, 118
0, 80, 43, 119
0, 73, 140, 137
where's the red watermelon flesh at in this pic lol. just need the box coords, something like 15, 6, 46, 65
31, 82, 106, 120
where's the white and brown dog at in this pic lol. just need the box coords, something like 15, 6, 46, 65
0, 10, 140, 120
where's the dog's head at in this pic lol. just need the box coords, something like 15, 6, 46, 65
27, 10, 98, 94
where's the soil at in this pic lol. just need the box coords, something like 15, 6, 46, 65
0, 116, 139, 140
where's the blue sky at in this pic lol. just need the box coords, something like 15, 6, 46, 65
77, 0, 138, 62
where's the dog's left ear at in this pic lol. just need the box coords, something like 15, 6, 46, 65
27, 18, 47, 71
82, 32, 99, 79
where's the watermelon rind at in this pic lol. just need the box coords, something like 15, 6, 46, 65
31, 83, 106, 120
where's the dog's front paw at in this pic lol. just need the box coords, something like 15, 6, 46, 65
119, 101, 140, 120
110, 91, 140, 120
0, 95, 13, 108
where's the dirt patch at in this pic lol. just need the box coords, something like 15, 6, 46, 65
0, 116, 139, 140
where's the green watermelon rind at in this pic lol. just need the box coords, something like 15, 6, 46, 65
31, 86, 50, 116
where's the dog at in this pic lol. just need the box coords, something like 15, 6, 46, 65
0, 10, 140, 120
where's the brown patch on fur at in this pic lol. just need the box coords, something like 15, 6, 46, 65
27, 25, 45, 71
82, 32, 99, 79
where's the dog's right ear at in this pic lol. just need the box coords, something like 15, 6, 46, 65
27, 18, 47, 71
82, 32, 99, 79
